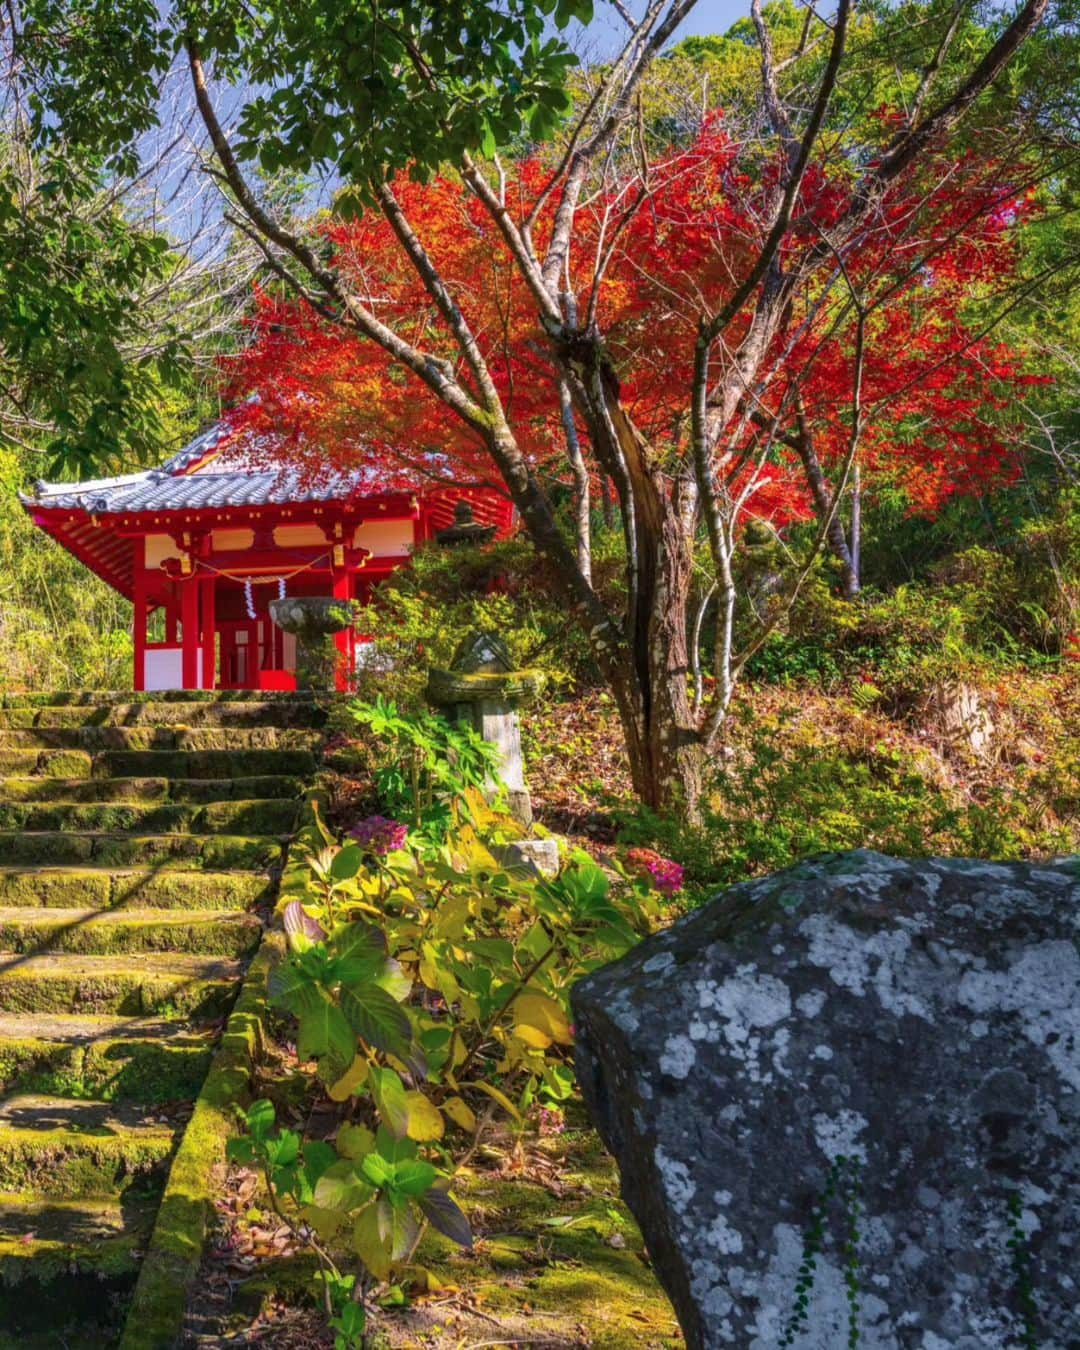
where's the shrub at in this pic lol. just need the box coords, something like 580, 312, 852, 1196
351, 535, 616, 707
230, 790, 663, 1342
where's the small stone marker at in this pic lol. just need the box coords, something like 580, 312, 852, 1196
427, 631, 544, 825
571, 849, 1080, 1349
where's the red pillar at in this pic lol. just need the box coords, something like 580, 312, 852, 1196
180, 576, 200, 690
201, 576, 217, 691
332, 567, 352, 692
132, 539, 147, 692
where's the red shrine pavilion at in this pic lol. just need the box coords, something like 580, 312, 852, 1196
22, 421, 513, 692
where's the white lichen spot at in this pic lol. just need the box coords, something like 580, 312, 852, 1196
704, 1193, 745, 1255
812, 1109, 869, 1163
642, 951, 675, 975
749, 1223, 898, 1349
813, 1044, 834, 1060
659, 1033, 697, 1078
797, 989, 827, 1018
799, 914, 932, 1020
653, 1145, 695, 1213
957, 940, 1080, 1089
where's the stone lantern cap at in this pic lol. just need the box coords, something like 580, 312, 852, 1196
269, 596, 358, 639
427, 630, 545, 706
434, 499, 497, 547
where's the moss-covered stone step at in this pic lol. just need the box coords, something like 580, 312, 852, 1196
0, 1190, 157, 1283
0, 689, 319, 707
0, 1014, 215, 1103
0, 798, 299, 835
0, 773, 305, 804
0, 1095, 176, 1197
0, 952, 242, 1017
0, 830, 284, 869
0, 866, 273, 911
0, 748, 93, 777
0, 907, 263, 958
0, 699, 326, 729
0, 725, 322, 752
96, 747, 318, 779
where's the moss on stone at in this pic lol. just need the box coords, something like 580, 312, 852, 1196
0, 832, 95, 865
118, 934, 284, 1350
99, 748, 317, 780
0, 908, 262, 958
168, 774, 305, 804
0, 1033, 213, 1103
0, 867, 114, 908
109, 869, 272, 911
83, 831, 281, 870
195, 799, 300, 836
0, 776, 169, 804
0, 1123, 174, 1197
0, 955, 240, 1017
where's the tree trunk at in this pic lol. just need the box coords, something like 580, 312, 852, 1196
793, 407, 861, 599
614, 512, 705, 818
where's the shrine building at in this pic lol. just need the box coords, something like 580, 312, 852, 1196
21, 420, 513, 692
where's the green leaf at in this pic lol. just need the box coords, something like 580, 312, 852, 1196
340, 983, 413, 1059
336, 1123, 377, 1161
313, 1160, 374, 1212
377, 1194, 419, 1262
293, 985, 356, 1080
330, 843, 363, 881
246, 1098, 275, 1140
352, 1203, 392, 1280
360, 1152, 394, 1189
368, 1065, 411, 1137
392, 1159, 438, 1198
375, 1127, 417, 1165
302, 1140, 338, 1189
418, 1185, 474, 1248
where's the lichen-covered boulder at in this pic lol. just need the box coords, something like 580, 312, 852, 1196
571, 850, 1080, 1349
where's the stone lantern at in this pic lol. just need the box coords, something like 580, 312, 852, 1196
427, 631, 544, 825
269, 597, 357, 691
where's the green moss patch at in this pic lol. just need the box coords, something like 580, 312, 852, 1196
0, 775, 169, 803
0, 749, 94, 777
0, 907, 263, 958
0, 1096, 176, 1197
0, 952, 242, 1017
170, 774, 306, 803
119, 934, 283, 1350
0, 799, 298, 836
0, 866, 270, 910
109, 868, 273, 911
0, 700, 324, 730
99, 748, 318, 780
0, 1022, 214, 1103
0, 866, 114, 909
0, 726, 322, 753
0, 831, 94, 864
0, 1191, 157, 1283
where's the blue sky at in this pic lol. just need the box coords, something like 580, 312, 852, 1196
570, 0, 751, 55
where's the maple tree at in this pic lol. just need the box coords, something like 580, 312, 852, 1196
229, 117, 1041, 636
21, 0, 1062, 813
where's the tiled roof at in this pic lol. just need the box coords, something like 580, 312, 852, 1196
23, 421, 388, 515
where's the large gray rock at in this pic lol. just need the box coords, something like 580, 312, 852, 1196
571, 850, 1080, 1349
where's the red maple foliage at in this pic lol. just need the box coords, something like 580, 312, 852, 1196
226, 114, 1043, 525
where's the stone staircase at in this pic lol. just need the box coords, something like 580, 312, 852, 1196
0, 692, 321, 1348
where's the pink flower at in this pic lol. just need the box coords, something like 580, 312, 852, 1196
624, 846, 684, 895
537, 1107, 566, 1137
349, 814, 408, 855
